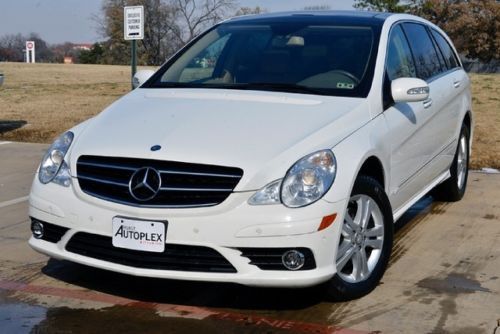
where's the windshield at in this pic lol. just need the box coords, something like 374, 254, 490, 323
146, 21, 379, 97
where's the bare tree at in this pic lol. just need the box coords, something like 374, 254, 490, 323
235, 6, 266, 16
0, 34, 25, 62
171, 0, 237, 44
353, 0, 416, 12
97, 0, 180, 65
0, 33, 55, 62
97, 0, 238, 65
141, 0, 179, 65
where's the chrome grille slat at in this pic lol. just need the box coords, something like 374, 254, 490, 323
160, 187, 234, 192
76, 155, 243, 208
77, 161, 137, 171
159, 170, 241, 179
78, 175, 129, 188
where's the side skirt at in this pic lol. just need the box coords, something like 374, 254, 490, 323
392, 170, 451, 222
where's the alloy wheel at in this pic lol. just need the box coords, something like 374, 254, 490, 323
336, 194, 385, 283
457, 134, 468, 190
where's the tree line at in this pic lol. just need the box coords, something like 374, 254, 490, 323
355, 0, 499, 62
0, 0, 498, 65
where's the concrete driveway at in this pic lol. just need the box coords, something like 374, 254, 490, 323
0, 141, 499, 334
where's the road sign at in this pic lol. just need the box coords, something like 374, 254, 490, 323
124, 6, 144, 40
25, 41, 35, 63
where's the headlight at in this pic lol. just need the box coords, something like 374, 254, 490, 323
281, 150, 336, 208
39, 131, 74, 186
248, 150, 337, 208
248, 179, 281, 205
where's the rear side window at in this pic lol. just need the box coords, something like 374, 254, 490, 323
386, 25, 417, 80
402, 23, 443, 80
431, 29, 460, 70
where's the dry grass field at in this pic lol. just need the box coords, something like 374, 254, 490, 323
0, 62, 498, 169
469, 74, 500, 169
0, 63, 133, 142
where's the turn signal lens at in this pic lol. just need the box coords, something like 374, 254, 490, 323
318, 213, 337, 231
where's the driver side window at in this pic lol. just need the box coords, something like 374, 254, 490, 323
386, 25, 417, 81
383, 25, 417, 109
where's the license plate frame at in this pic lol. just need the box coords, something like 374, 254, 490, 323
112, 216, 167, 253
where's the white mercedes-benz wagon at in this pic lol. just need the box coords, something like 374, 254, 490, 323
29, 11, 472, 299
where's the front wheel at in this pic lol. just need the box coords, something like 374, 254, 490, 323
327, 176, 393, 300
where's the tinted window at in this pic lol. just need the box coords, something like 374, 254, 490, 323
403, 23, 443, 80
179, 34, 231, 83
431, 29, 459, 69
386, 25, 416, 80
147, 22, 379, 98
431, 35, 447, 70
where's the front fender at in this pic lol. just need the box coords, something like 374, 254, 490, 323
323, 115, 391, 203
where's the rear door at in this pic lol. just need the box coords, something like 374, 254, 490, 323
401, 22, 451, 168
429, 28, 468, 148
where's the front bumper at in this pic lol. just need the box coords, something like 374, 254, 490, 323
28, 176, 347, 288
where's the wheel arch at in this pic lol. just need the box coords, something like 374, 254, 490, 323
463, 111, 472, 132
357, 156, 385, 190
462, 110, 473, 153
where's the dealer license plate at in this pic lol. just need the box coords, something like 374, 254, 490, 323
112, 217, 166, 253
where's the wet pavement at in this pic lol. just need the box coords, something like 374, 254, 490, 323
1, 142, 499, 334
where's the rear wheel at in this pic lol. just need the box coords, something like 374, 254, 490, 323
327, 176, 393, 300
432, 124, 470, 202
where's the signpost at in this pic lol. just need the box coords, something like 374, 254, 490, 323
124, 6, 144, 89
25, 41, 36, 63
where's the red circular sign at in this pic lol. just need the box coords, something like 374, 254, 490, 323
27, 42, 34, 50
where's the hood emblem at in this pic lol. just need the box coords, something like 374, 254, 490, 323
151, 145, 161, 152
129, 167, 162, 202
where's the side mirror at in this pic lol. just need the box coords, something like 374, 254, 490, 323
391, 77, 429, 103
132, 70, 155, 89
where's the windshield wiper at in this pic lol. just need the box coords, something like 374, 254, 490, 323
150, 81, 326, 95
235, 82, 325, 95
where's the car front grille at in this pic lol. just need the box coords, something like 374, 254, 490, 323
76, 155, 243, 208
66, 232, 237, 273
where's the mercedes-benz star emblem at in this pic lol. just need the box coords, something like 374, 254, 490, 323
128, 167, 162, 202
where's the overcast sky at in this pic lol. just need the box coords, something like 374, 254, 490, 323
0, 0, 355, 44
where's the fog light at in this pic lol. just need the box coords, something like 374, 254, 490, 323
282, 250, 305, 270
31, 221, 44, 239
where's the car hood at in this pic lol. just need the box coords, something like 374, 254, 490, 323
69, 88, 370, 191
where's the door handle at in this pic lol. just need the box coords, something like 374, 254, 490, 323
453, 80, 461, 88
423, 98, 433, 109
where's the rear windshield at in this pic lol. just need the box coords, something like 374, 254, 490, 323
145, 22, 379, 97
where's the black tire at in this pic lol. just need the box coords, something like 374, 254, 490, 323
432, 124, 470, 202
326, 175, 393, 301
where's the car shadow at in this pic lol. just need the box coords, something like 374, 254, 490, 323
41, 259, 326, 310
40, 195, 436, 311
0, 120, 27, 134
394, 194, 435, 233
